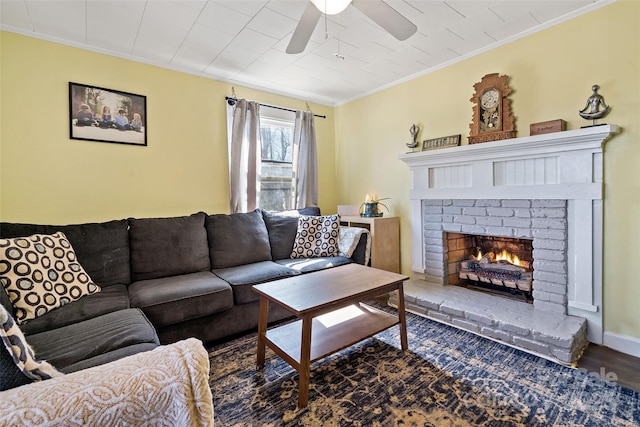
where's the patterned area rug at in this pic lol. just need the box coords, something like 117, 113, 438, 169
209, 305, 639, 426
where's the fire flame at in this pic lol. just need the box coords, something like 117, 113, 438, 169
497, 249, 521, 266
475, 249, 523, 267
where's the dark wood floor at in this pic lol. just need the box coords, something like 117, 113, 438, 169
578, 344, 640, 393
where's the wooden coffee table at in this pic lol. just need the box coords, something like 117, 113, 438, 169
253, 263, 409, 408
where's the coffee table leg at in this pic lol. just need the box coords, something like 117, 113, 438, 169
256, 296, 269, 367
396, 282, 409, 351
298, 315, 312, 408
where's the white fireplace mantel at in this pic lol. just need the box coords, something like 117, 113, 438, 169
399, 125, 620, 201
399, 125, 620, 344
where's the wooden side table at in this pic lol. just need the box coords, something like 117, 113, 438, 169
340, 216, 400, 273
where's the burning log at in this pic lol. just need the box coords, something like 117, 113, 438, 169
477, 252, 495, 264
459, 255, 532, 292
473, 251, 530, 270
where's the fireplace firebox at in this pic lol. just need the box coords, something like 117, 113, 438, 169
446, 233, 533, 302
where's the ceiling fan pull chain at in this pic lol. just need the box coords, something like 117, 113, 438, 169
334, 11, 344, 60
324, 2, 329, 40
335, 36, 344, 60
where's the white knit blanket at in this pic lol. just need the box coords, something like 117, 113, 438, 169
0, 338, 214, 427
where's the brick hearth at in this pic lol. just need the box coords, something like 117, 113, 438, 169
389, 282, 587, 365
389, 197, 587, 365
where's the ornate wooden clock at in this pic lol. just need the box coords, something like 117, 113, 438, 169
468, 73, 516, 144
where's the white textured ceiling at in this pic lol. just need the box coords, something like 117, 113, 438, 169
1, 0, 607, 105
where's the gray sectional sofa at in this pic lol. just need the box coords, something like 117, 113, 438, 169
0, 208, 368, 374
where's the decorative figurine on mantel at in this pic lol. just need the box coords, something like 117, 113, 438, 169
406, 123, 420, 152
579, 84, 610, 127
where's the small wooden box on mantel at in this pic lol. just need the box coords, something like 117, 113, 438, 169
530, 119, 566, 136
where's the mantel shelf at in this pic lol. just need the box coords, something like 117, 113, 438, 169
399, 125, 620, 169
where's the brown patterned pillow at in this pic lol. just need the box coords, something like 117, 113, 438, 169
0, 232, 100, 324
290, 215, 340, 259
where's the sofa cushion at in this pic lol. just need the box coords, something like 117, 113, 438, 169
0, 304, 62, 390
128, 272, 233, 328
213, 261, 299, 304
26, 308, 159, 371
275, 256, 352, 273
0, 232, 101, 324
0, 219, 131, 287
206, 210, 272, 269
129, 213, 210, 282
262, 207, 321, 260
61, 342, 160, 374
290, 214, 340, 259
18, 284, 130, 336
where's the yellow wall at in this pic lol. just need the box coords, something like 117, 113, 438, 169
336, 1, 640, 339
0, 31, 337, 223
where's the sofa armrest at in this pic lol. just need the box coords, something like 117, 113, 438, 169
0, 338, 214, 427
339, 226, 371, 266
350, 232, 370, 265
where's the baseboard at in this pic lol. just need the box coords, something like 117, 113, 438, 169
603, 331, 640, 358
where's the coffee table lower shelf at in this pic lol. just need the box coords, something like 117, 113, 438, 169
264, 303, 398, 365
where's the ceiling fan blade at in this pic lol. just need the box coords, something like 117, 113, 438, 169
352, 0, 417, 41
286, 2, 322, 54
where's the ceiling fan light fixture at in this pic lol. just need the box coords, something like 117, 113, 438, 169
311, 0, 351, 15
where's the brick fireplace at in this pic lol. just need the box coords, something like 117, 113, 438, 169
426, 198, 566, 310
395, 125, 619, 364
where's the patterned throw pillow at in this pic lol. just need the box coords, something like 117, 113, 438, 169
0, 232, 100, 324
0, 304, 62, 388
290, 215, 340, 259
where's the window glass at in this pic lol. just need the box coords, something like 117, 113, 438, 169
260, 116, 294, 211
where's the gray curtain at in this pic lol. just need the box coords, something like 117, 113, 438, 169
229, 99, 261, 213
291, 110, 318, 209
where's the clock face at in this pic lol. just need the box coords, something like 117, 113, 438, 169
481, 89, 499, 109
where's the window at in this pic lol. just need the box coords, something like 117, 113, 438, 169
259, 111, 295, 211
226, 101, 314, 213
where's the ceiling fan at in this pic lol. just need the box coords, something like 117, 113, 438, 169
286, 0, 417, 54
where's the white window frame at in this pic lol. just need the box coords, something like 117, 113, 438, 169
259, 107, 295, 211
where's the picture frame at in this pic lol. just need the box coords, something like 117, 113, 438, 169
69, 82, 147, 146
422, 134, 461, 151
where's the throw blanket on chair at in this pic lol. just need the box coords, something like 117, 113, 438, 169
0, 338, 214, 427
339, 226, 371, 266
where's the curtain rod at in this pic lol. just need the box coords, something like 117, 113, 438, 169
225, 96, 326, 119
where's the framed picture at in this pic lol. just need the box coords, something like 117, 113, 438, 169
69, 82, 147, 146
